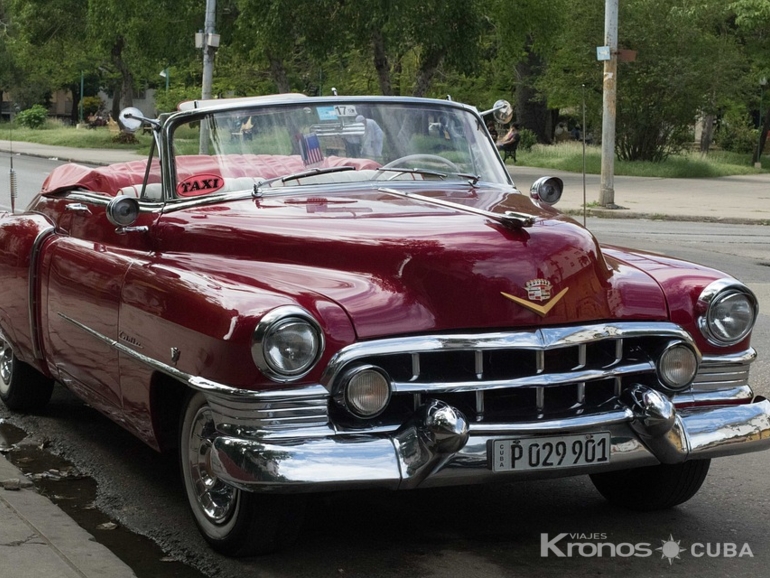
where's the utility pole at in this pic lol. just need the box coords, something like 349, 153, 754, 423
599, 0, 618, 208
201, 0, 216, 101
199, 0, 218, 154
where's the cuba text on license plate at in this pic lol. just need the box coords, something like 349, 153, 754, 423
492, 433, 610, 472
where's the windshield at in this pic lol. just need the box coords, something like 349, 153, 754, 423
169, 98, 510, 198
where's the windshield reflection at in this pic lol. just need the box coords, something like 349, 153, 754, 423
170, 99, 510, 198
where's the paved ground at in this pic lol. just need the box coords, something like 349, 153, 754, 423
0, 140, 766, 577
0, 441, 136, 577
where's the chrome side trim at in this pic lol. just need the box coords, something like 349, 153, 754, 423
28, 225, 56, 360
65, 191, 164, 211
692, 349, 755, 391
321, 322, 697, 390
57, 312, 328, 401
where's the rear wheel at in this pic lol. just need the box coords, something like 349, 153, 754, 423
0, 336, 54, 411
179, 391, 305, 556
590, 460, 711, 511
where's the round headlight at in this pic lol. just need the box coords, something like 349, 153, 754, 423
698, 281, 758, 346
341, 366, 391, 418
252, 307, 324, 381
657, 342, 698, 390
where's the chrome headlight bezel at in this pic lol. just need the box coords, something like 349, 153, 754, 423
697, 280, 758, 347
252, 306, 325, 382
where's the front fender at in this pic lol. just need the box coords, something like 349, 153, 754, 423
118, 257, 356, 390
602, 246, 746, 354
0, 213, 55, 371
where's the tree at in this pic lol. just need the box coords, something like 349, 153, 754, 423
493, 0, 571, 143
342, 0, 484, 97
4, 0, 90, 122
540, 0, 747, 161
86, 0, 202, 120
732, 0, 770, 162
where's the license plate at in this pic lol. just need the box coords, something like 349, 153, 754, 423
491, 432, 611, 472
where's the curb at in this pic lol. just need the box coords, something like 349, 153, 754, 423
562, 208, 770, 226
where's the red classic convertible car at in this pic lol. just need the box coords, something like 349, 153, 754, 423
0, 94, 767, 556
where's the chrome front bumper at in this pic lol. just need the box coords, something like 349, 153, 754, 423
208, 385, 770, 493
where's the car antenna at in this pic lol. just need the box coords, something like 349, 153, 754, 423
9, 107, 17, 214
581, 83, 587, 228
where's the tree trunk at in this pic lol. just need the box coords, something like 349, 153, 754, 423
753, 105, 770, 165
413, 49, 443, 98
111, 36, 134, 125
267, 51, 291, 93
699, 114, 715, 153
371, 29, 393, 96
111, 81, 121, 124
70, 83, 81, 125
515, 50, 551, 143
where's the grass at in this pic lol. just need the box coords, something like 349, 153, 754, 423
1, 119, 154, 152
515, 141, 769, 178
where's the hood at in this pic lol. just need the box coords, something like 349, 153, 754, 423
157, 185, 669, 339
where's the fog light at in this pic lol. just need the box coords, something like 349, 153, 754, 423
342, 366, 391, 418
657, 342, 698, 390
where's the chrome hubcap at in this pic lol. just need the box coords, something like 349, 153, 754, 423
187, 405, 237, 524
0, 337, 13, 395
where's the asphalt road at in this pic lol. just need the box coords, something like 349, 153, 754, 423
1, 154, 769, 577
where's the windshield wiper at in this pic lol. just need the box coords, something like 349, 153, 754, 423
376, 167, 480, 185
452, 172, 481, 185
253, 166, 355, 196
375, 167, 448, 180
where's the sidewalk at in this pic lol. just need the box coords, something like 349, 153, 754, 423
0, 453, 136, 578
1, 140, 768, 224
511, 165, 770, 225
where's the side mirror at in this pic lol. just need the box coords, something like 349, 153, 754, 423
480, 100, 514, 125
530, 177, 564, 205
118, 107, 161, 133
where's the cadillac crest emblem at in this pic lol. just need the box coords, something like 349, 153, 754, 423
500, 278, 569, 317
525, 278, 552, 302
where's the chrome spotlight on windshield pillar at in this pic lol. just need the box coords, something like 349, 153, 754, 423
530, 176, 564, 205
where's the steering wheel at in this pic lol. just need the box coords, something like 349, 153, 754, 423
381, 154, 461, 173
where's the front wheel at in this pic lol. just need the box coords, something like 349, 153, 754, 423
590, 460, 711, 511
180, 391, 305, 556
0, 335, 54, 411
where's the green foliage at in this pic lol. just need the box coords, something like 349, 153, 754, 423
15, 104, 49, 129
715, 116, 760, 154
81, 96, 104, 117
518, 128, 538, 152
153, 86, 206, 114
539, 0, 748, 162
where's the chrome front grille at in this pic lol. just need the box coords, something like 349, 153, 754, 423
323, 322, 701, 426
